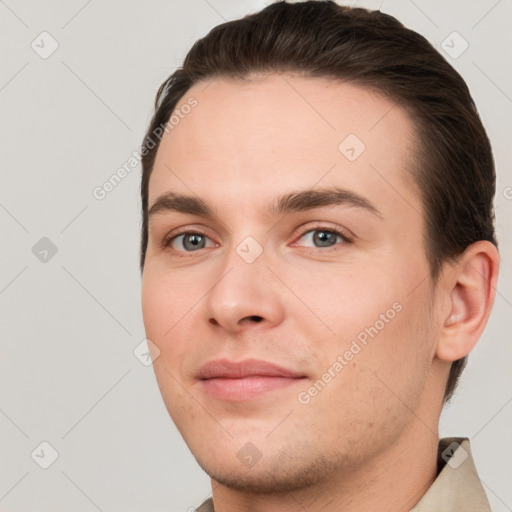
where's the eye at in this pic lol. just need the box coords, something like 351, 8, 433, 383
294, 228, 351, 249
162, 226, 351, 255
165, 232, 216, 252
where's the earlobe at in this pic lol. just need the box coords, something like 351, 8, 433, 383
436, 241, 499, 362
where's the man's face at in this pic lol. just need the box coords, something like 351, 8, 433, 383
141, 75, 443, 492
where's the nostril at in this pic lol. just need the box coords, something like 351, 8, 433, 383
208, 315, 263, 327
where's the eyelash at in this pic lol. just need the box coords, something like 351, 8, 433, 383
162, 225, 353, 256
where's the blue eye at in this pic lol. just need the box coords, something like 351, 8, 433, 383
296, 228, 349, 248
163, 226, 351, 256
168, 233, 214, 252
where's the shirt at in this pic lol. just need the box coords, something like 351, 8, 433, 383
196, 437, 491, 511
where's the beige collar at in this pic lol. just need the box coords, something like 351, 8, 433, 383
411, 437, 490, 511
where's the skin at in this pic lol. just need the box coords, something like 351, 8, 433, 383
141, 74, 499, 512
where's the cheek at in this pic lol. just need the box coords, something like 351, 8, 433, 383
141, 276, 170, 345
287, 263, 401, 343
141, 266, 201, 337
301, 306, 433, 450
141, 268, 197, 376
290, 262, 433, 392
141, 271, 199, 419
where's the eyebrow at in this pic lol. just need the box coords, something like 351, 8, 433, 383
148, 187, 382, 219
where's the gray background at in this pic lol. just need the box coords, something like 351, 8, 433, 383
0, 0, 511, 511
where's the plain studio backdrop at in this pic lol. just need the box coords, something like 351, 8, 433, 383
0, 1, 511, 511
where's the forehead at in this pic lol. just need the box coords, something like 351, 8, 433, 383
148, 74, 420, 219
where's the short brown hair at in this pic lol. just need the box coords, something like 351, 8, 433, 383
139, 0, 497, 404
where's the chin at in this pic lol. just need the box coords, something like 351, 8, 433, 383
193, 451, 338, 494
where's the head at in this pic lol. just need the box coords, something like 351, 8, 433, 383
139, 0, 498, 494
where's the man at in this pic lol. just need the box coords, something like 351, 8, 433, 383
139, 1, 500, 510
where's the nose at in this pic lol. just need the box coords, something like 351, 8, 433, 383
204, 245, 286, 334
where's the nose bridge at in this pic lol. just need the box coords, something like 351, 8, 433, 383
217, 230, 270, 288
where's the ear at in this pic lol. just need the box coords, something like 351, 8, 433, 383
436, 241, 500, 362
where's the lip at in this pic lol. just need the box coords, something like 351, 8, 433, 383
197, 358, 307, 401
